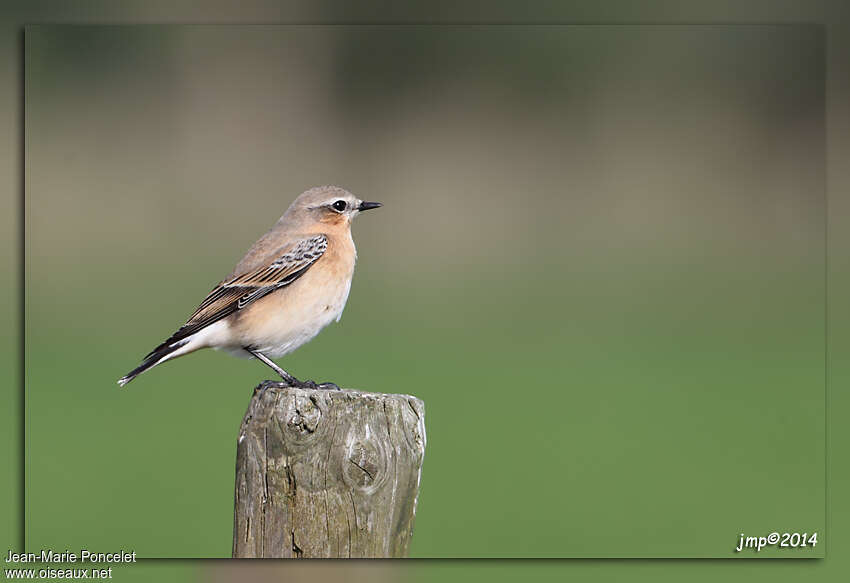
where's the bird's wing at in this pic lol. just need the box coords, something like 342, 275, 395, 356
146, 234, 328, 357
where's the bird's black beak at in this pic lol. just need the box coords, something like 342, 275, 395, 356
358, 201, 383, 212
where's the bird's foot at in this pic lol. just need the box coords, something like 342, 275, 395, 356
296, 379, 341, 391
254, 379, 292, 397
254, 377, 341, 392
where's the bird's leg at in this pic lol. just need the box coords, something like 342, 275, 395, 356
246, 348, 300, 387
245, 348, 341, 391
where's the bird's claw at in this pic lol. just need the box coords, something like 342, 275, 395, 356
257, 377, 341, 391
295, 379, 341, 391
254, 379, 290, 397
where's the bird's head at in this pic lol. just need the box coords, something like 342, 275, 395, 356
284, 185, 382, 229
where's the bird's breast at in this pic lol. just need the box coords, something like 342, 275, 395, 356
230, 237, 356, 358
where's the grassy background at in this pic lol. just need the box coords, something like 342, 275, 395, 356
21, 24, 825, 560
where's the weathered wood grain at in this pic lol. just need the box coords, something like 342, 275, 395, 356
232, 381, 426, 558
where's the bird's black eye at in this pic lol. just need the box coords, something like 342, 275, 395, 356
332, 200, 347, 212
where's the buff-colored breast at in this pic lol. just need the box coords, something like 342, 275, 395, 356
227, 231, 356, 358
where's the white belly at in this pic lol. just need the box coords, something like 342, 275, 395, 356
226, 269, 354, 359
257, 284, 350, 357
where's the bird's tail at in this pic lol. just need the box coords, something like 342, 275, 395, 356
117, 337, 191, 387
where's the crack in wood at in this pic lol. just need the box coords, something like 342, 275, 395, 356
291, 529, 303, 558
348, 457, 375, 481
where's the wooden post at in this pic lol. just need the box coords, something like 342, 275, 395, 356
232, 381, 426, 558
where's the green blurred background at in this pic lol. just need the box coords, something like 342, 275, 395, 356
22, 23, 825, 560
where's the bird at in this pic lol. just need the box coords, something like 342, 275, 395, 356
117, 185, 382, 388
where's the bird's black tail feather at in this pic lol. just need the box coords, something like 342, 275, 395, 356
117, 339, 187, 387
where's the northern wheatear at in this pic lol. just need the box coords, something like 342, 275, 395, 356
118, 185, 381, 388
